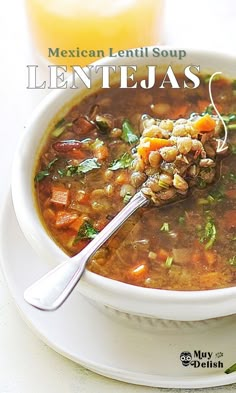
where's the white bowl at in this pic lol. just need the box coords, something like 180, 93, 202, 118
12, 47, 236, 321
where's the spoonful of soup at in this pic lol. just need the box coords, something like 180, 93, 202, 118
24, 111, 228, 311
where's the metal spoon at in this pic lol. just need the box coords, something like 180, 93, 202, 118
24, 190, 148, 311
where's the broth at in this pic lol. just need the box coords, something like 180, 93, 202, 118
34, 74, 236, 290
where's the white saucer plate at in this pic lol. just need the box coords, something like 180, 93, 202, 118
1, 194, 236, 389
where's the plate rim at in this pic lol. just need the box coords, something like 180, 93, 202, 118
1, 192, 236, 389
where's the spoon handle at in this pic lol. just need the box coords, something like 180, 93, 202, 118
24, 191, 148, 311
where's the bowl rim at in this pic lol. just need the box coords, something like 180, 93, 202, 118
11, 45, 236, 308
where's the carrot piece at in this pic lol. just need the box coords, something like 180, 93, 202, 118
225, 189, 236, 199
69, 217, 85, 232
127, 261, 148, 281
204, 250, 217, 266
192, 251, 202, 264
51, 186, 70, 206
76, 190, 90, 204
137, 137, 173, 162
67, 149, 87, 159
157, 248, 170, 262
74, 116, 95, 135
194, 114, 216, 132
223, 210, 236, 229
94, 145, 109, 160
55, 211, 78, 228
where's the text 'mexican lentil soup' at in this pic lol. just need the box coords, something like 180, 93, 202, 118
34, 73, 236, 291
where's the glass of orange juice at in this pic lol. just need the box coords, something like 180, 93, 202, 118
25, 0, 163, 67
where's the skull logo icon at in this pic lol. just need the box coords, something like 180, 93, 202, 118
180, 351, 192, 366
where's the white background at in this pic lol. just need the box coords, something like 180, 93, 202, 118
0, 0, 236, 392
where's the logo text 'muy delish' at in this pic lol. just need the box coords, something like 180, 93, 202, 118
180, 351, 223, 368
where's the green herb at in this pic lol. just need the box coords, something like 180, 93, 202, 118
204, 75, 212, 84
228, 256, 236, 266
222, 113, 236, 125
160, 222, 170, 232
95, 116, 112, 133
197, 178, 207, 189
200, 218, 217, 250
198, 198, 210, 205
165, 256, 173, 268
198, 193, 223, 206
109, 152, 133, 171
209, 185, 225, 202
204, 74, 221, 84
91, 138, 104, 150
54, 118, 65, 129
178, 216, 185, 225
231, 145, 236, 154
225, 363, 236, 374
51, 119, 72, 138
229, 173, 236, 182
34, 158, 58, 182
121, 119, 139, 144
123, 192, 132, 204
78, 158, 101, 173
59, 158, 101, 177
74, 221, 98, 244
222, 172, 236, 184
202, 104, 213, 115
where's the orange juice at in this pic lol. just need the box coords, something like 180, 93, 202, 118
25, 0, 163, 67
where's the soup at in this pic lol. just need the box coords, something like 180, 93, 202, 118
34, 74, 236, 290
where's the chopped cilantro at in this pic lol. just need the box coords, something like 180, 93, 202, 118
209, 185, 225, 202
34, 158, 58, 182
77, 158, 101, 173
204, 74, 221, 84
228, 256, 236, 266
200, 217, 216, 250
178, 216, 185, 225
221, 113, 236, 125
197, 178, 207, 189
74, 221, 98, 243
231, 145, 236, 154
109, 152, 133, 171
202, 104, 213, 115
58, 158, 101, 177
121, 119, 139, 144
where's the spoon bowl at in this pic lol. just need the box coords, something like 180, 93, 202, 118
24, 191, 148, 310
